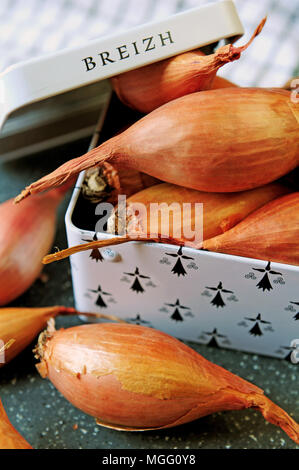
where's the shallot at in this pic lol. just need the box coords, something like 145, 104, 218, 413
35, 322, 299, 443
203, 192, 299, 266
16, 88, 299, 202
110, 19, 264, 113
0, 399, 32, 449
0, 306, 122, 367
0, 182, 72, 305
42, 182, 290, 264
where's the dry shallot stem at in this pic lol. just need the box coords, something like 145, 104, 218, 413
43, 236, 163, 264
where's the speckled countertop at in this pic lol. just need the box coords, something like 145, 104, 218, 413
0, 141, 298, 450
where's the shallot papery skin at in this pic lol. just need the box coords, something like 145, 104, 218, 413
203, 192, 299, 266
110, 181, 289, 242
15, 88, 299, 203
35, 323, 299, 443
110, 19, 265, 113
0, 183, 71, 305
0, 399, 32, 449
82, 162, 160, 205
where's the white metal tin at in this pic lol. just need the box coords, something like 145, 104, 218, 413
66, 174, 299, 361
62, 2, 299, 361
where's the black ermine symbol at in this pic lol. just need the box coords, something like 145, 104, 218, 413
290, 302, 299, 320
165, 246, 194, 277
253, 261, 282, 291
245, 313, 271, 336
124, 267, 150, 293
202, 328, 228, 348
82, 233, 103, 262
165, 299, 190, 322
89, 285, 111, 307
205, 282, 233, 308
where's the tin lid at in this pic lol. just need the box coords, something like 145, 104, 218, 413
0, 0, 244, 161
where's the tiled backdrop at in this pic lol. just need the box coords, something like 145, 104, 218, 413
0, 0, 298, 87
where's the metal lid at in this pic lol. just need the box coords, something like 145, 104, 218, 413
0, 0, 244, 160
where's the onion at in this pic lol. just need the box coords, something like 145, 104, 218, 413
0, 183, 72, 305
0, 399, 32, 449
0, 306, 123, 367
15, 88, 299, 202
203, 192, 299, 265
110, 19, 265, 113
35, 322, 299, 443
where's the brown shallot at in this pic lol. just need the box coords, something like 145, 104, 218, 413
0, 399, 32, 449
203, 192, 299, 266
109, 181, 289, 241
0, 182, 73, 305
35, 322, 299, 443
15, 88, 299, 202
42, 182, 290, 264
0, 306, 123, 367
110, 19, 265, 113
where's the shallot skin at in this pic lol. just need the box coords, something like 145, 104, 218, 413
110, 18, 265, 113
0, 399, 32, 449
16, 88, 299, 202
111, 49, 228, 113
0, 184, 70, 305
0, 306, 77, 367
203, 192, 299, 266
111, 181, 289, 242
36, 323, 299, 443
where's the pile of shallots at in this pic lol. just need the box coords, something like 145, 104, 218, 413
1, 18, 298, 450
18, 18, 298, 267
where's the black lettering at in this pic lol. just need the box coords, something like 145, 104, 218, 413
98, 52, 115, 66
143, 36, 155, 52
82, 57, 96, 71
117, 45, 130, 60
132, 41, 140, 55
159, 31, 174, 46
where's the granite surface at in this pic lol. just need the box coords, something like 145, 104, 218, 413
0, 140, 298, 450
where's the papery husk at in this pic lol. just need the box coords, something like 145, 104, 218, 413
0, 306, 124, 367
110, 19, 265, 113
109, 181, 290, 241
35, 322, 299, 443
82, 162, 160, 204
81, 162, 121, 204
0, 399, 32, 449
16, 88, 299, 204
203, 192, 299, 266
